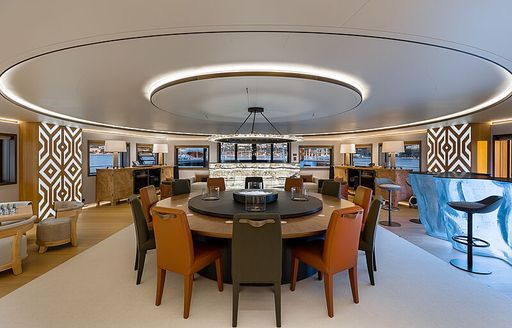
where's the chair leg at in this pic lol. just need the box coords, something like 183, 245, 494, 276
290, 257, 299, 291
232, 281, 240, 327
317, 271, 323, 280
155, 268, 166, 306
12, 260, 22, 275
136, 251, 146, 285
348, 266, 359, 304
134, 249, 138, 271
365, 250, 375, 286
183, 274, 194, 319
274, 282, 281, 327
373, 249, 377, 271
215, 257, 224, 292
324, 273, 334, 318
38, 246, 48, 254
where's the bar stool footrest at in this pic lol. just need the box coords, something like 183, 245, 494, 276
449, 258, 491, 275
451, 235, 490, 248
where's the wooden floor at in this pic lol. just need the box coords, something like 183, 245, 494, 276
1, 200, 511, 299
0, 203, 133, 298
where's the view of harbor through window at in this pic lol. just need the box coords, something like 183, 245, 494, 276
88, 141, 127, 175
299, 146, 332, 167
219, 143, 289, 162
353, 145, 372, 166
176, 146, 209, 168
379, 142, 421, 171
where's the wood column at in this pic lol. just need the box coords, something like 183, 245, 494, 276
19, 122, 39, 218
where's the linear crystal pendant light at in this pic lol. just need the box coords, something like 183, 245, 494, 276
208, 106, 303, 144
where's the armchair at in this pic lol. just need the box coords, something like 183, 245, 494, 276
0, 215, 36, 275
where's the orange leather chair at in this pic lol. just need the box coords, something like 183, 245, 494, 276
284, 177, 303, 192
353, 186, 373, 231
290, 207, 363, 318
207, 177, 226, 191
151, 206, 223, 319
140, 185, 158, 230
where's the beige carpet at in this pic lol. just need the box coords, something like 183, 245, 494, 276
0, 225, 510, 328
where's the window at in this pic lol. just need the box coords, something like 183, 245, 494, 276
353, 144, 372, 166
379, 141, 421, 171
299, 146, 333, 168
175, 146, 209, 168
0, 133, 16, 185
218, 143, 290, 163
88, 141, 130, 176
135, 143, 156, 165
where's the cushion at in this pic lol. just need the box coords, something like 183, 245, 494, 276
300, 174, 314, 182
0, 235, 27, 266
195, 174, 209, 183
36, 217, 71, 243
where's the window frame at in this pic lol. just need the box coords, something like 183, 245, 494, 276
353, 144, 373, 167
0, 133, 17, 186
217, 143, 291, 163
378, 140, 422, 171
87, 140, 130, 176
298, 145, 333, 169
135, 143, 156, 165
175, 145, 210, 169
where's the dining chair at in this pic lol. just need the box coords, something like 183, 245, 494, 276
171, 179, 191, 196
0, 215, 36, 275
207, 177, 226, 191
160, 180, 172, 199
128, 195, 155, 285
232, 213, 282, 327
284, 177, 303, 192
244, 177, 264, 189
358, 197, 383, 285
140, 185, 158, 230
152, 206, 223, 319
320, 180, 343, 199
290, 207, 363, 318
353, 186, 373, 231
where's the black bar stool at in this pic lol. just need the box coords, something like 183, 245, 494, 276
447, 195, 503, 275
406, 177, 421, 224
375, 178, 401, 227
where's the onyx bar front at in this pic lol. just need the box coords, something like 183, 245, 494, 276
409, 172, 512, 265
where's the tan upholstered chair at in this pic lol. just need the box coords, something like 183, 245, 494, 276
36, 201, 83, 253
140, 185, 158, 230
0, 215, 35, 275
207, 177, 226, 191
284, 177, 303, 192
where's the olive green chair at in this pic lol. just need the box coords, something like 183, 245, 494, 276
128, 195, 156, 285
358, 197, 383, 285
232, 213, 282, 327
320, 180, 343, 199
171, 179, 191, 196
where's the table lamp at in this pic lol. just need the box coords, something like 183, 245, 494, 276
382, 141, 404, 168
105, 140, 127, 168
340, 143, 356, 166
153, 143, 169, 165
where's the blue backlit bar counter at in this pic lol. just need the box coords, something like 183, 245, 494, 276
409, 172, 512, 265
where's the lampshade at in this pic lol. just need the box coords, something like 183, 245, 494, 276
382, 141, 405, 153
152, 143, 169, 154
104, 140, 126, 152
340, 143, 356, 154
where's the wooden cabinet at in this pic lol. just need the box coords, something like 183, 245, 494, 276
96, 166, 173, 205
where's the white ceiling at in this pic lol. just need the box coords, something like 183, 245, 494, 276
0, 1, 511, 135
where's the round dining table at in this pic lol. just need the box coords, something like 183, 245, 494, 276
154, 190, 360, 283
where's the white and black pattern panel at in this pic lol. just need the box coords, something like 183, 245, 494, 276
38, 123, 82, 220
427, 124, 471, 173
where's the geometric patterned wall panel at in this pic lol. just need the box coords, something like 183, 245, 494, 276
38, 123, 82, 220
427, 123, 471, 173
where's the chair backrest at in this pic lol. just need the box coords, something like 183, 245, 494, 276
323, 207, 363, 273
321, 180, 342, 199
245, 177, 264, 189
361, 197, 383, 248
54, 201, 83, 220
207, 177, 226, 191
140, 185, 158, 226
0, 215, 36, 235
171, 179, 191, 196
353, 186, 373, 230
232, 213, 282, 283
374, 177, 394, 187
128, 195, 152, 247
151, 206, 194, 274
284, 178, 303, 192
160, 181, 172, 199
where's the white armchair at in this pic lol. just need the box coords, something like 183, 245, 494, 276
0, 215, 36, 275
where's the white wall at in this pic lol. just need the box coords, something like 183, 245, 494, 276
0, 121, 19, 202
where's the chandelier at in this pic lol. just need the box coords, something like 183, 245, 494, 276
208, 107, 303, 144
